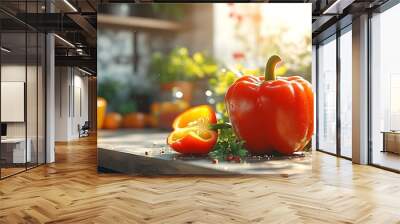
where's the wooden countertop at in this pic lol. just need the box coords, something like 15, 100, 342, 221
98, 129, 311, 176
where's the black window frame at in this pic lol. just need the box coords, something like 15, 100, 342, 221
315, 22, 352, 161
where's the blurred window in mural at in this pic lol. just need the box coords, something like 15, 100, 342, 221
214, 4, 311, 78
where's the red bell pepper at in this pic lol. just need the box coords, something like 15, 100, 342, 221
167, 105, 218, 155
225, 55, 314, 155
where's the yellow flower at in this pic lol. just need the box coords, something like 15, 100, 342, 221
193, 52, 205, 64
274, 65, 287, 77
202, 64, 218, 75
177, 47, 188, 56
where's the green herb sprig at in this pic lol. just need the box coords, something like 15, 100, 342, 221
209, 123, 248, 162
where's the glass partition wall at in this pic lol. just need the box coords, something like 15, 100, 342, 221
0, 2, 46, 179
316, 1, 400, 171
317, 35, 337, 155
316, 26, 352, 159
0, 31, 27, 177
339, 27, 352, 159
370, 3, 400, 171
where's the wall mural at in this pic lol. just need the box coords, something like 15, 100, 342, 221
97, 3, 313, 176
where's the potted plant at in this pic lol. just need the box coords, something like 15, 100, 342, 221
149, 47, 218, 129
150, 47, 218, 104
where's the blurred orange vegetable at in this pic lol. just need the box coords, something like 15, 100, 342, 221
160, 101, 189, 113
159, 101, 190, 129
122, 112, 146, 129
146, 114, 158, 128
150, 102, 161, 115
103, 112, 122, 130
97, 97, 107, 129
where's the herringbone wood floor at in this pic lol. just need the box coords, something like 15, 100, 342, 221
1, 136, 400, 224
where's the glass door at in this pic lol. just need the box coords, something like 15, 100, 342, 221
0, 1, 46, 179
339, 27, 352, 159
317, 36, 337, 154
1, 30, 28, 178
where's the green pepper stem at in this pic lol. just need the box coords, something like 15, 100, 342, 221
265, 55, 282, 81
209, 123, 232, 131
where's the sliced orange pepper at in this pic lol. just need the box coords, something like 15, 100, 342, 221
167, 105, 217, 155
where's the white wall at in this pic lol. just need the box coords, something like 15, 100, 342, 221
55, 67, 69, 141
55, 67, 89, 141
1, 65, 39, 138
1, 64, 46, 164
71, 73, 89, 138
1, 66, 26, 138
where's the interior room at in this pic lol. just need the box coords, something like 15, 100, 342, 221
54, 67, 94, 141
1, 0, 400, 223
0, 3, 46, 178
0, 0, 96, 179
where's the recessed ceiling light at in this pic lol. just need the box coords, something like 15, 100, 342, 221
63, 0, 78, 12
323, 0, 354, 15
1, 47, 11, 53
78, 67, 92, 76
54, 34, 75, 48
